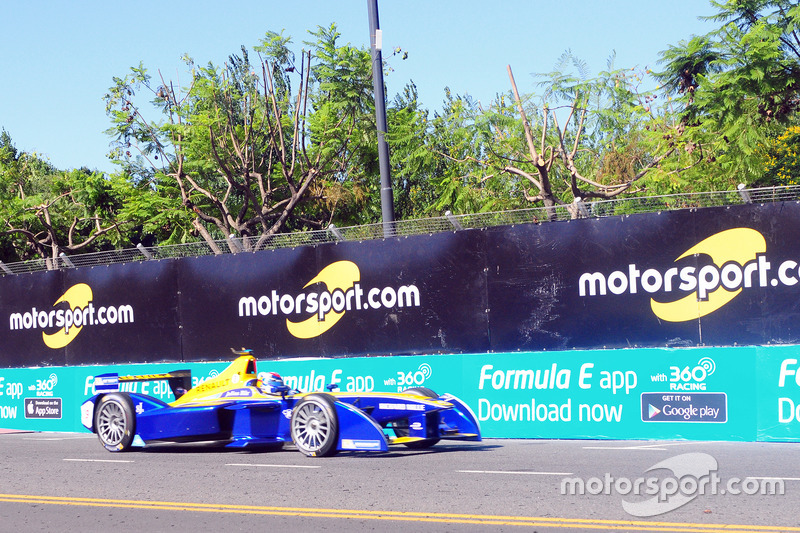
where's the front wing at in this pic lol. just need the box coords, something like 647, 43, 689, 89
331, 392, 482, 452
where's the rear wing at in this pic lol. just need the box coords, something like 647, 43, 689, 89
94, 370, 192, 399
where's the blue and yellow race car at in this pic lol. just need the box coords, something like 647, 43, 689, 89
80, 352, 481, 457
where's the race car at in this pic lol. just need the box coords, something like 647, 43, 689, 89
80, 351, 481, 457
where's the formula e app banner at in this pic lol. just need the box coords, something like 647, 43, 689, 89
178, 230, 489, 359
464, 346, 749, 440
488, 203, 800, 350
756, 345, 800, 441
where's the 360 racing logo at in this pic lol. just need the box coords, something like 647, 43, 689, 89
238, 261, 422, 339
383, 363, 433, 391
578, 228, 800, 322
7, 283, 135, 348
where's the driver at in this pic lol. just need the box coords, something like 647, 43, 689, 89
260, 372, 287, 395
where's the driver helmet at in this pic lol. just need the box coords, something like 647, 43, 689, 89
260, 372, 286, 395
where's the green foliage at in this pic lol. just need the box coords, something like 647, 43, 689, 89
105, 25, 385, 247
655, 0, 800, 185
422, 2, 800, 212
386, 84, 437, 217
756, 124, 800, 186
0, 130, 147, 263
12, 5, 800, 265
303, 25, 380, 226
386, 87, 499, 216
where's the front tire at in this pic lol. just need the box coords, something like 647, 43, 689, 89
291, 394, 339, 457
94, 393, 136, 452
402, 387, 438, 399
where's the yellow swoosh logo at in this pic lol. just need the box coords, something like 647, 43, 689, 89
42, 283, 93, 349
650, 228, 765, 322
286, 261, 360, 339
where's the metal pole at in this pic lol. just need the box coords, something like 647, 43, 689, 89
444, 210, 463, 231
328, 223, 345, 241
368, 0, 395, 237
136, 242, 153, 260
59, 252, 75, 268
737, 183, 752, 204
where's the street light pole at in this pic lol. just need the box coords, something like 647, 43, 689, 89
367, 0, 395, 237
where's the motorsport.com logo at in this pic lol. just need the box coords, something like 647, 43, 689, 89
237, 260, 421, 339
7, 283, 135, 349
577, 228, 800, 322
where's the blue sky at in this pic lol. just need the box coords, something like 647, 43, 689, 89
0, 1, 716, 174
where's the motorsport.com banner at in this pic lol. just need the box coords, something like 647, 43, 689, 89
3, 202, 800, 367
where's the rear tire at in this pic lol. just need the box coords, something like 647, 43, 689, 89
291, 394, 339, 457
94, 393, 136, 452
394, 387, 441, 449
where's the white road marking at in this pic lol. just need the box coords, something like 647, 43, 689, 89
582, 442, 694, 450
458, 470, 573, 476
22, 437, 94, 441
226, 463, 321, 469
25, 436, 95, 441
63, 458, 134, 463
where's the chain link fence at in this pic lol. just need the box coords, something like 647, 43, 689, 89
2, 184, 799, 275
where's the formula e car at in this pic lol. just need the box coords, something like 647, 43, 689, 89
80, 352, 481, 457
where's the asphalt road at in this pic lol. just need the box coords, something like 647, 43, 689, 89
1, 432, 799, 532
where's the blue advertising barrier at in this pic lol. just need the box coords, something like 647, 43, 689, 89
2, 345, 798, 442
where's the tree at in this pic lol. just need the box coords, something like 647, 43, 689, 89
386, 83, 437, 219
0, 131, 137, 266
757, 124, 800, 185
385, 85, 516, 218
426, 52, 704, 219
105, 26, 381, 252
655, 0, 800, 184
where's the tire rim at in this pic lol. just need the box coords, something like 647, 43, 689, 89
97, 401, 126, 446
293, 401, 330, 452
